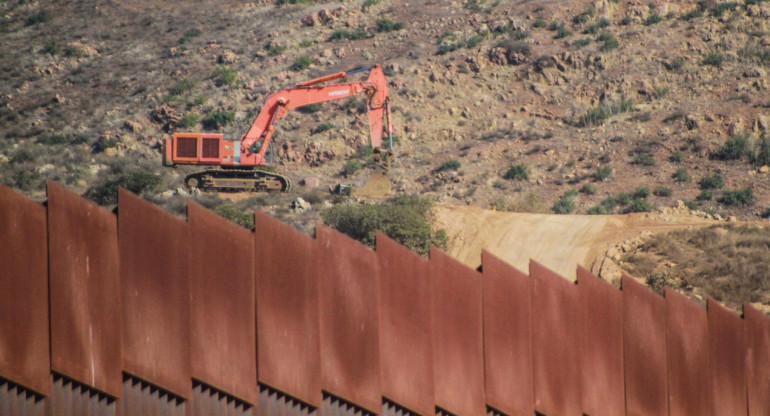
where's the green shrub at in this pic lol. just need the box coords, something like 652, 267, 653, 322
713, 134, 749, 160
312, 122, 334, 134
673, 168, 690, 182
503, 164, 529, 180
290, 55, 313, 71
213, 67, 238, 87
583, 23, 599, 34
595, 165, 612, 181
580, 183, 596, 194
711, 2, 741, 17
632, 153, 656, 166
466, 34, 484, 48
697, 190, 713, 201
719, 187, 754, 206
299, 39, 316, 48
614, 192, 631, 205
620, 16, 633, 25
44, 39, 61, 55
644, 13, 662, 25
193, 95, 208, 106
342, 97, 367, 114
634, 186, 651, 199
267, 43, 287, 56
169, 78, 195, 96
599, 34, 619, 51
322, 195, 447, 256
653, 185, 673, 197
35, 134, 88, 145
699, 173, 724, 190
26, 11, 48, 26
576, 99, 633, 127
297, 103, 323, 114
179, 113, 200, 128
329, 29, 369, 41
587, 205, 608, 215
681, 9, 703, 21
598, 17, 611, 27
665, 57, 686, 71
84, 170, 162, 206
533, 18, 547, 28
375, 19, 405, 32
600, 196, 618, 210
552, 196, 575, 214
684, 200, 698, 210
363, 0, 379, 8
555, 26, 573, 39
627, 198, 652, 213
179, 28, 202, 44
573, 37, 592, 48
669, 151, 684, 163
202, 110, 235, 130
344, 159, 362, 177
63, 45, 84, 58
751, 138, 770, 167
213, 205, 254, 230
702, 52, 725, 67
435, 160, 461, 172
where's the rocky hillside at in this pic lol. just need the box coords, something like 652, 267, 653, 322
2, 0, 770, 231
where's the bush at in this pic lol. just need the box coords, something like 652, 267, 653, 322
344, 159, 362, 177
435, 160, 461, 172
555, 26, 573, 39
312, 122, 335, 134
375, 19, 405, 32
297, 103, 323, 114
44, 39, 61, 55
26, 11, 48, 26
342, 97, 367, 114
681, 9, 704, 21
202, 110, 235, 130
697, 190, 713, 201
627, 198, 652, 213
290, 55, 313, 71
644, 13, 662, 25
179, 113, 200, 128
213, 67, 238, 87
169, 78, 195, 96
322, 195, 447, 256
598, 32, 619, 51
552, 196, 575, 214
654, 185, 673, 197
576, 99, 633, 127
713, 134, 749, 160
595, 165, 612, 181
673, 168, 690, 183
719, 187, 754, 206
503, 164, 529, 180
267, 43, 287, 56
466, 34, 484, 48
632, 153, 656, 166
598, 17, 611, 28
213, 205, 254, 230
620, 16, 633, 25
702, 52, 725, 67
711, 2, 741, 17
634, 186, 651, 199
573, 37, 592, 48
669, 151, 684, 163
665, 57, 686, 71
587, 205, 608, 215
329, 29, 369, 41
533, 18, 547, 28
84, 170, 162, 206
580, 183, 596, 194
179, 28, 202, 44
752, 138, 770, 167
699, 173, 724, 190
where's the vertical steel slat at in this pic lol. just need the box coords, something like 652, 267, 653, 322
707, 299, 747, 415
745, 304, 770, 414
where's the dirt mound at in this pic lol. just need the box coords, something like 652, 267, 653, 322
434, 204, 714, 280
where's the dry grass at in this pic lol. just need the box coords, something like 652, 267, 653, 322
624, 225, 770, 311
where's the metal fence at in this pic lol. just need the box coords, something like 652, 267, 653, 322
1, 182, 769, 415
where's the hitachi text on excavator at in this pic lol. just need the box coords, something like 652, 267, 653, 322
162, 64, 394, 192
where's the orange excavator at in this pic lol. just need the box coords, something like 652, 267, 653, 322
163, 64, 394, 192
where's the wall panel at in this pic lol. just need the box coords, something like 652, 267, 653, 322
480, 251, 533, 416
118, 189, 191, 398
47, 182, 122, 397
745, 304, 770, 414
255, 210, 321, 407
0, 185, 50, 396
429, 248, 485, 416
376, 234, 434, 416
316, 225, 381, 414
530, 261, 581, 416
188, 202, 257, 404
707, 299, 746, 415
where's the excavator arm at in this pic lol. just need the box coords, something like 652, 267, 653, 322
241, 64, 392, 166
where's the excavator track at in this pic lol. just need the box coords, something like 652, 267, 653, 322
184, 169, 291, 193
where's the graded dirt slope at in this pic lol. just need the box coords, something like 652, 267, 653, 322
434, 204, 713, 280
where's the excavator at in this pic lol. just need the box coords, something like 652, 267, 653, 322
163, 64, 394, 192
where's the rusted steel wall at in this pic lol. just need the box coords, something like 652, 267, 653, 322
315, 225, 381, 414
622, 274, 668, 416
116, 374, 185, 416
0, 185, 50, 397
189, 380, 254, 416
48, 374, 116, 416
118, 189, 191, 399
187, 202, 257, 405
530, 261, 581, 416
666, 288, 710, 416
576, 266, 624, 416
375, 234, 434, 416
257, 384, 315, 416
745, 304, 770, 414
0, 378, 45, 416
480, 251, 533, 416
429, 247, 485, 416
707, 299, 747, 415
47, 182, 122, 398
254, 210, 321, 407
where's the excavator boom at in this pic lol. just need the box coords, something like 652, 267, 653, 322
163, 64, 393, 192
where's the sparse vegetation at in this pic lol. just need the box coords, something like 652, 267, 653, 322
312, 122, 334, 134
322, 195, 447, 256
595, 165, 613, 181
702, 51, 725, 67
179, 28, 202, 44
169, 78, 195, 96
290, 55, 313, 71
598, 33, 619, 51
631, 153, 656, 166
653, 185, 672, 197
644, 13, 662, 25
202, 110, 235, 130
673, 168, 690, 183
665, 57, 686, 71
552, 194, 575, 214
343, 159, 362, 177
213, 67, 238, 87
178, 113, 200, 128
634, 186, 651, 199
435, 160, 461, 172
576, 99, 633, 127
719, 187, 754, 206
627, 198, 652, 213
84, 169, 162, 206
711, 2, 741, 17
213, 205, 254, 230
699, 173, 724, 190
503, 164, 529, 180
375, 19, 405, 32
329, 29, 369, 41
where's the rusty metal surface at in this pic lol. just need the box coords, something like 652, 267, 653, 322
707, 299, 747, 415
47, 182, 122, 398
320, 392, 377, 416
116, 374, 185, 416
429, 248, 485, 416
1, 377, 45, 416
745, 304, 770, 414
117, 189, 191, 399
621, 274, 667, 416
480, 251, 533, 416
375, 233, 434, 416
190, 380, 254, 416
529, 261, 581, 416
576, 266, 624, 416
665, 288, 710, 416
48, 374, 116, 416
187, 202, 257, 404
315, 225, 381, 414
0, 185, 50, 396
254, 210, 321, 407
257, 384, 316, 416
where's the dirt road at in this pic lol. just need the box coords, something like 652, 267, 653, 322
434, 205, 714, 280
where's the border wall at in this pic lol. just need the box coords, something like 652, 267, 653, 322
1, 182, 769, 415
